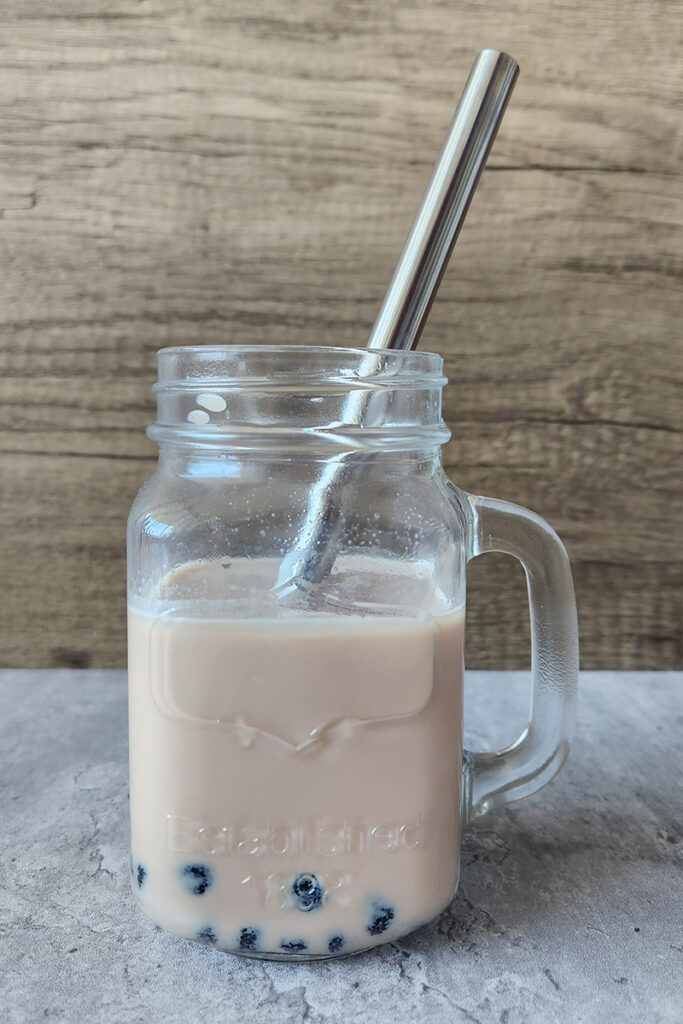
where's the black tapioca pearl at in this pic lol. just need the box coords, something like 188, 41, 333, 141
280, 940, 308, 953
180, 863, 213, 895
292, 872, 323, 912
196, 926, 217, 945
367, 903, 395, 935
328, 935, 344, 953
239, 927, 259, 951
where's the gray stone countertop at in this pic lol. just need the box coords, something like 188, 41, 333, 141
1, 670, 681, 1024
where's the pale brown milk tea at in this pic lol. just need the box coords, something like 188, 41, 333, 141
129, 558, 464, 957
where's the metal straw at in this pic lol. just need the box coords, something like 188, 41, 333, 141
275, 50, 519, 594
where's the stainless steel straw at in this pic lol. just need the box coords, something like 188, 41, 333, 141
275, 49, 519, 594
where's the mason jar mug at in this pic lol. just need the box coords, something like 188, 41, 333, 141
127, 346, 578, 960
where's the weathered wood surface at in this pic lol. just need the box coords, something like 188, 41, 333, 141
0, 0, 681, 668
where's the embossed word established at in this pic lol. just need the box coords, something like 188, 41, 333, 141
167, 816, 423, 857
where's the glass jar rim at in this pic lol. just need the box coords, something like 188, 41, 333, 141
150, 344, 450, 452
154, 345, 446, 393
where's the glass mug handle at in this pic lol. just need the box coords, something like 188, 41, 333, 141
462, 493, 579, 823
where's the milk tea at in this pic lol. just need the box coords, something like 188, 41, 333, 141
128, 558, 464, 957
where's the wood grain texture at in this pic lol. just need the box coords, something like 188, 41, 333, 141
0, 0, 681, 668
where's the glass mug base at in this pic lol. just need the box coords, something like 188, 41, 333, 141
227, 947, 370, 963
130, 860, 459, 961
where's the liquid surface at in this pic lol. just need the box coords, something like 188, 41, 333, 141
128, 559, 464, 957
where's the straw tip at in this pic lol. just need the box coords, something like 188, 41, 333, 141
476, 48, 520, 73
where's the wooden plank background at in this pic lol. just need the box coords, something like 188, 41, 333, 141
0, 0, 681, 669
